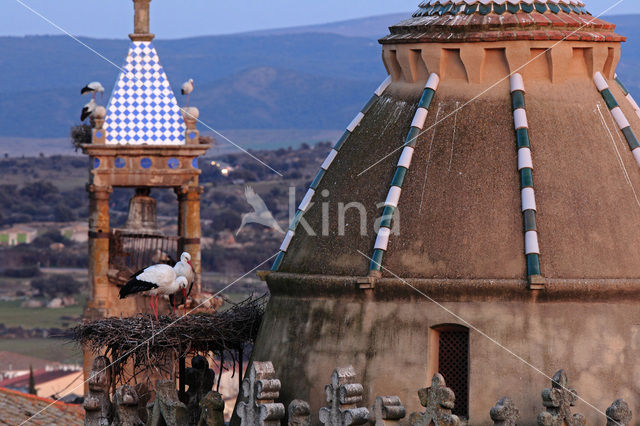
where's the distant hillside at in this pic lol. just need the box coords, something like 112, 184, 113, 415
0, 32, 384, 144
244, 13, 407, 39
0, 13, 639, 155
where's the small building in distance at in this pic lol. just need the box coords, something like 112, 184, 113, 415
0, 351, 65, 380
60, 222, 88, 243
0, 225, 37, 246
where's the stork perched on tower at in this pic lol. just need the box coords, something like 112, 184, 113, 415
181, 79, 194, 107
81, 99, 97, 122
120, 263, 188, 320
81, 81, 105, 100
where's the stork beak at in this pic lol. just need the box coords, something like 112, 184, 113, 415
187, 260, 193, 268
182, 288, 187, 301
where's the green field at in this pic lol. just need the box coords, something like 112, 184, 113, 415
0, 300, 83, 329
0, 338, 82, 364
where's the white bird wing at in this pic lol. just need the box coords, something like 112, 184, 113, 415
83, 99, 96, 110
174, 261, 195, 284
245, 186, 269, 213
137, 264, 175, 287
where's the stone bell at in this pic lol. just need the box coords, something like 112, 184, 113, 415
122, 188, 162, 235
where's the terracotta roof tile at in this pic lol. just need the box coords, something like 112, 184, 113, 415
0, 387, 83, 425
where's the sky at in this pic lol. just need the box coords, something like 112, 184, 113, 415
2, 0, 639, 40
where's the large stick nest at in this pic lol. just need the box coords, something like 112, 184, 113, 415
72, 295, 267, 383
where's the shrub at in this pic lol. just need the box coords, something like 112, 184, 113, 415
31, 274, 82, 298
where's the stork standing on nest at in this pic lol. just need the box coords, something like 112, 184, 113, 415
174, 252, 196, 296
120, 264, 188, 320
181, 79, 194, 107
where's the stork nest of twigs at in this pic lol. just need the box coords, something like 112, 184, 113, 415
71, 295, 267, 384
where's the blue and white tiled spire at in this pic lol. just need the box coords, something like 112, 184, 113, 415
103, 0, 186, 146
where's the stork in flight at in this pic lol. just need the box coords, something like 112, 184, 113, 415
81, 81, 105, 100
236, 186, 285, 236
181, 79, 194, 107
119, 264, 188, 320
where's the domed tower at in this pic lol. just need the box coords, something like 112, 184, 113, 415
251, 0, 640, 423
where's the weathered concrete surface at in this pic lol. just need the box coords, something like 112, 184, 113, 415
280, 77, 640, 280
249, 274, 640, 426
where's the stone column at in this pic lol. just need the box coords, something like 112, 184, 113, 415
177, 185, 203, 295
130, 0, 154, 42
84, 185, 112, 392
86, 184, 112, 313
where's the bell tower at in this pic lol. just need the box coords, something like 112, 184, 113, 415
81, 0, 210, 329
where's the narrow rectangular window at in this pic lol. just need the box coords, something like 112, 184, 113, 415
436, 326, 469, 418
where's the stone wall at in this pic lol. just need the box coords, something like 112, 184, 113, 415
248, 274, 640, 425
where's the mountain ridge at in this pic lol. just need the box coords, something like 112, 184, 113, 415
0, 13, 639, 154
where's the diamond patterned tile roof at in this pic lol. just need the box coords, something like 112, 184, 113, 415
104, 41, 186, 145
0, 387, 84, 425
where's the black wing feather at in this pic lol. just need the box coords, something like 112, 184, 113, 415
119, 277, 158, 299
81, 107, 91, 121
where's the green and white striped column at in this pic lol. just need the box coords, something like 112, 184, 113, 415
614, 73, 640, 120
271, 75, 393, 271
369, 73, 440, 274
510, 73, 543, 284
594, 72, 640, 166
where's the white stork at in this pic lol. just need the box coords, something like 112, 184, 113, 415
174, 252, 195, 294
81, 99, 96, 122
119, 264, 188, 320
81, 82, 105, 100
181, 79, 194, 107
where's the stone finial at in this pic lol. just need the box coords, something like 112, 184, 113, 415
93, 106, 107, 120
130, 0, 154, 42
369, 396, 406, 426
319, 366, 369, 426
408, 373, 460, 426
197, 391, 225, 426
606, 399, 632, 426
133, 383, 150, 424
112, 384, 144, 426
186, 356, 215, 425
147, 380, 189, 426
490, 397, 519, 426
92, 106, 107, 132
83, 356, 113, 426
237, 361, 286, 426
182, 107, 200, 126
537, 370, 585, 426
288, 399, 311, 426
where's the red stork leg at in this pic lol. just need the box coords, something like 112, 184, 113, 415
154, 296, 159, 321
149, 296, 155, 318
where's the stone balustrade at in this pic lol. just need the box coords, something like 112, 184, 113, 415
84, 357, 633, 426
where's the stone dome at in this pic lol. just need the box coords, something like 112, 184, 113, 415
249, 2, 640, 424
271, 0, 638, 284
